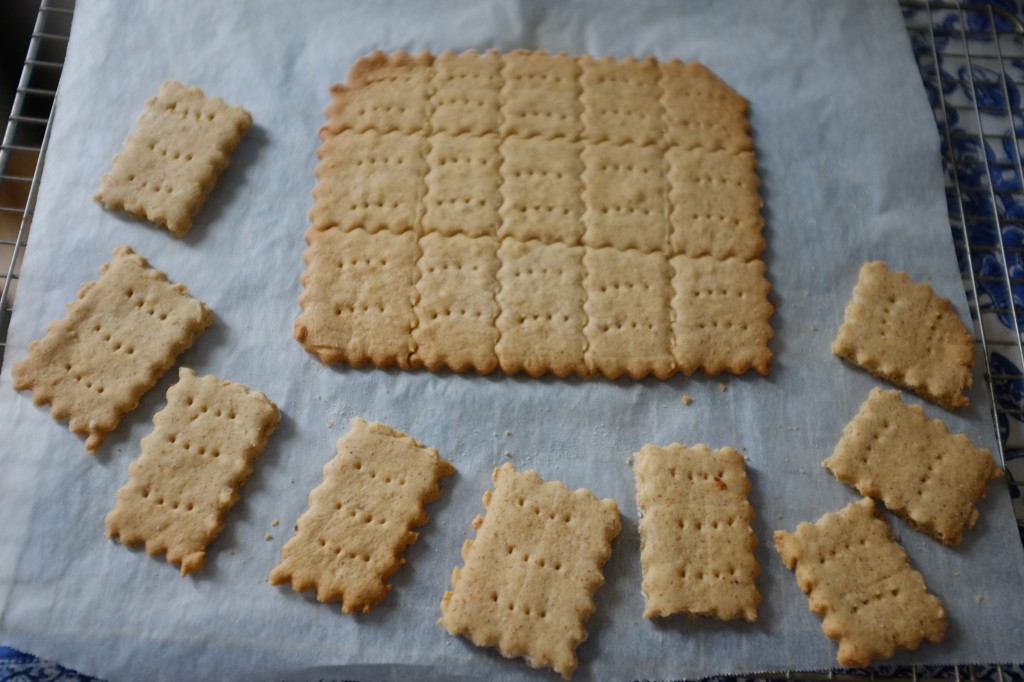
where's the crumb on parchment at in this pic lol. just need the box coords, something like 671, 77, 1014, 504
682, 395, 693, 405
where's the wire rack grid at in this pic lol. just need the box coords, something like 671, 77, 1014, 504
0, 0, 72, 364
900, 0, 1024, 528
1, 2, 1023, 682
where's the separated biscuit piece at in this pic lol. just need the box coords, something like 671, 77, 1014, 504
774, 498, 947, 667
269, 418, 453, 614
12, 246, 212, 452
105, 368, 280, 575
833, 261, 975, 409
633, 443, 761, 621
823, 388, 1002, 546
440, 463, 620, 680
298, 50, 773, 380
95, 81, 252, 237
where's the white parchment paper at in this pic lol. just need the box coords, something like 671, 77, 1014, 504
2, 1, 1023, 680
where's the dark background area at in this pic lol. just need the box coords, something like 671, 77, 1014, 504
1, 1, 45, 137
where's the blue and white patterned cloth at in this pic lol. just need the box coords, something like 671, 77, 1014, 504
3, 3, 1023, 681
901, 1, 1024, 552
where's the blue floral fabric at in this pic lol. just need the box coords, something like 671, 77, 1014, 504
903, 0, 1024, 548
3, 3, 1023, 681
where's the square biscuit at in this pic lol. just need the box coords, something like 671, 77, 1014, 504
774, 498, 947, 667
495, 240, 587, 378
580, 55, 663, 145
823, 388, 1002, 546
323, 50, 433, 136
94, 81, 252, 238
12, 246, 212, 452
660, 60, 752, 153
423, 133, 502, 238
105, 368, 280, 575
670, 255, 774, 376
439, 463, 621, 680
582, 141, 669, 253
412, 233, 500, 373
500, 51, 583, 140
269, 418, 453, 613
311, 129, 428, 234
633, 443, 761, 622
583, 248, 675, 379
833, 261, 975, 410
667, 147, 764, 260
499, 136, 585, 245
431, 50, 503, 136
295, 228, 420, 368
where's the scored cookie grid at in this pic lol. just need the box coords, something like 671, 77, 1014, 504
302, 50, 770, 378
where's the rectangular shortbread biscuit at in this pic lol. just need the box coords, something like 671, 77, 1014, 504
270, 418, 453, 613
297, 50, 773, 380
774, 498, 947, 667
833, 260, 975, 410
12, 246, 212, 452
633, 443, 761, 622
95, 81, 252, 237
439, 463, 621, 680
105, 368, 280, 575
295, 227, 420, 368
671, 256, 774, 376
823, 388, 1002, 546
495, 239, 586, 378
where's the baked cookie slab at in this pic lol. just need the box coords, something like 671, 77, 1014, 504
297, 50, 773, 380
439, 463, 620, 680
11, 246, 212, 452
833, 260, 975, 409
633, 443, 761, 621
823, 388, 1002, 546
95, 81, 252, 237
269, 418, 453, 614
105, 368, 280, 575
774, 498, 947, 667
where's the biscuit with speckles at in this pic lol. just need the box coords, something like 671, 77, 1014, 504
95, 81, 252, 237
633, 443, 761, 621
833, 261, 974, 409
105, 368, 279, 575
774, 498, 947, 667
440, 463, 620, 679
12, 246, 211, 452
823, 388, 1001, 546
270, 418, 453, 613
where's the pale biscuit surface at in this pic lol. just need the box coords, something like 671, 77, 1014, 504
823, 388, 1001, 546
774, 498, 947, 667
95, 81, 252, 237
671, 256, 774, 375
633, 443, 761, 621
833, 260, 975, 409
12, 246, 212, 452
296, 50, 773, 379
440, 463, 621, 680
296, 228, 420, 368
105, 368, 280, 575
495, 239, 586, 378
269, 418, 453, 613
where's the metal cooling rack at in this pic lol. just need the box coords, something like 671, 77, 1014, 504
0, 0, 72, 367
0, 2, 1022, 681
